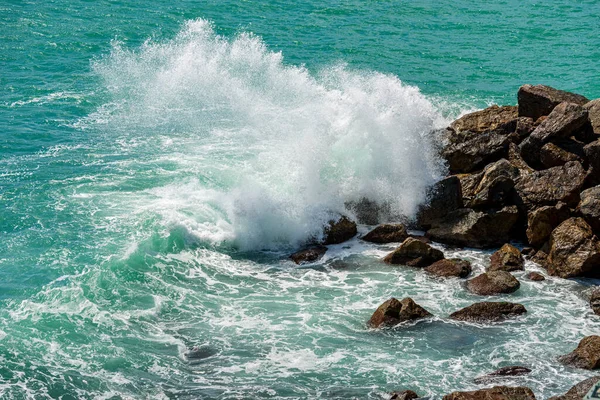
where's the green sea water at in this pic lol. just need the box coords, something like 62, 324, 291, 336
2, 1, 600, 398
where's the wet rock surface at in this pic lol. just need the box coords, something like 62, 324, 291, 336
322, 216, 357, 244
425, 258, 472, 278
558, 335, 600, 369
290, 246, 327, 264
488, 244, 524, 272
450, 302, 527, 323
368, 297, 432, 328
443, 386, 536, 400
383, 237, 444, 267
547, 217, 600, 278
548, 376, 600, 400
362, 224, 408, 244
467, 271, 520, 295
473, 366, 532, 384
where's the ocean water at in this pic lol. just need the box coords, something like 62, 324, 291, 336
2, 1, 600, 398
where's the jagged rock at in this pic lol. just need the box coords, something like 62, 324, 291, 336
584, 140, 600, 187
578, 186, 600, 232
450, 302, 527, 323
389, 390, 420, 400
515, 117, 536, 139
518, 84, 589, 120
489, 244, 524, 272
426, 206, 519, 248
383, 237, 444, 267
362, 224, 408, 244
290, 246, 327, 264
540, 142, 581, 168
525, 202, 570, 248
473, 366, 532, 384
416, 176, 463, 229
515, 161, 585, 209
585, 99, 600, 135
443, 133, 510, 174
530, 250, 549, 268
450, 105, 518, 135
548, 376, 600, 400
547, 217, 600, 278
591, 288, 600, 316
425, 258, 472, 278
443, 386, 535, 400
526, 272, 545, 281
466, 159, 519, 209
467, 271, 520, 295
521, 247, 535, 256
458, 172, 483, 200
368, 297, 432, 328
530, 102, 590, 142
558, 335, 600, 369
322, 216, 357, 245
508, 142, 534, 172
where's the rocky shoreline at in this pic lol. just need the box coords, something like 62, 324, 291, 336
290, 84, 600, 399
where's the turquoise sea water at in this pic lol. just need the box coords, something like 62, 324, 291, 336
2, 1, 600, 398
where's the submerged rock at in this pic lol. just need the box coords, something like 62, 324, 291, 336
362, 224, 408, 244
383, 237, 444, 268
368, 297, 432, 328
290, 246, 327, 264
450, 302, 527, 323
547, 217, 600, 278
425, 258, 472, 278
322, 216, 357, 245
416, 176, 463, 229
518, 84, 589, 120
389, 390, 420, 400
473, 366, 532, 384
548, 376, 600, 400
443, 386, 535, 400
578, 186, 600, 232
525, 272, 545, 281
467, 271, 520, 295
525, 202, 570, 248
488, 244, 524, 272
558, 335, 600, 369
591, 288, 600, 316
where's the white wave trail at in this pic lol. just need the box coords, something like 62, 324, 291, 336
89, 19, 449, 250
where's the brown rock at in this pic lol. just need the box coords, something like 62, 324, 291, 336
345, 198, 389, 225
443, 133, 510, 174
530, 250, 549, 268
383, 237, 444, 267
368, 297, 432, 328
489, 244, 524, 272
525, 202, 570, 248
526, 272, 545, 281
548, 376, 600, 400
585, 99, 600, 135
521, 247, 535, 257
425, 258, 472, 278
362, 224, 408, 244
591, 288, 600, 316
518, 84, 589, 120
416, 176, 463, 229
584, 140, 600, 187
426, 206, 519, 249
444, 387, 535, 400
290, 246, 327, 264
547, 217, 600, 278
578, 186, 600, 232
450, 302, 527, 323
322, 216, 357, 245
450, 105, 518, 135
558, 335, 600, 369
508, 142, 534, 172
540, 142, 581, 168
473, 366, 532, 384
467, 271, 520, 295
389, 390, 420, 400
466, 159, 520, 209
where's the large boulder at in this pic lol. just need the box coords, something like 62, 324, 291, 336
426, 206, 519, 249
488, 244, 524, 272
466, 159, 519, 209
290, 246, 327, 264
383, 237, 444, 267
425, 258, 472, 278
450, 105, 518, 135
540, 142, 582, 168
443, 386, 535, 400
518, 84, 589, 120
578, 186, 600, 232
558, 335, 600, 369
467, 271, 520, 295
547, 217, 600, 278
584, 140, 600, 187
515, 161, 585, 210
548, 376, 600, 400
368, 297, 432, 328
362, 224, 408, 244
473, 366, 532, 384
508, 142, 534, 172
591, 288, 600, 316
389, 390, 420, 400
525, 202, 570, 248
443, 133, 510, 174
450, 302, 527, 323
585, 99, 600, 135
322, 216, 357, 244
416, 176, 463, 229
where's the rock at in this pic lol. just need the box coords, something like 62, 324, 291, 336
466, 159, 520, 209
443, 133, 510, 174
525, 202, 570, 248
185, 345, 218, 360
540, 142, 581, 168
368, 297, 432, 328
591, 288, 600, 316
584, 140, 600, 187
530, 250, 549, 268
526, 272, 545, 281
473, 366, 532, 384
322, 216, 357, 245
578, 186, 600, 232
450, 105, 518, 135
518, 84, 589, 120
444, 386, 535, 400
450, 302, 527, 323
383, 237, 444, 267
467, 271, 520, 295
489, 244, 524, 272
389, 390, 420, 400
547, 217, 600, 278
426, 206, 519, 248
290, 246, 327, 264
416, 176, 463, 229
585, 99, 600, 135
521, 247, 535, 257
362, 224, 408, 244
515, 117, 536, 140
425, 258, 472, 278
548, 376, 600, 400
508, 142, 534, 172
515, 161, 585, 210
558, 335, 600, 369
